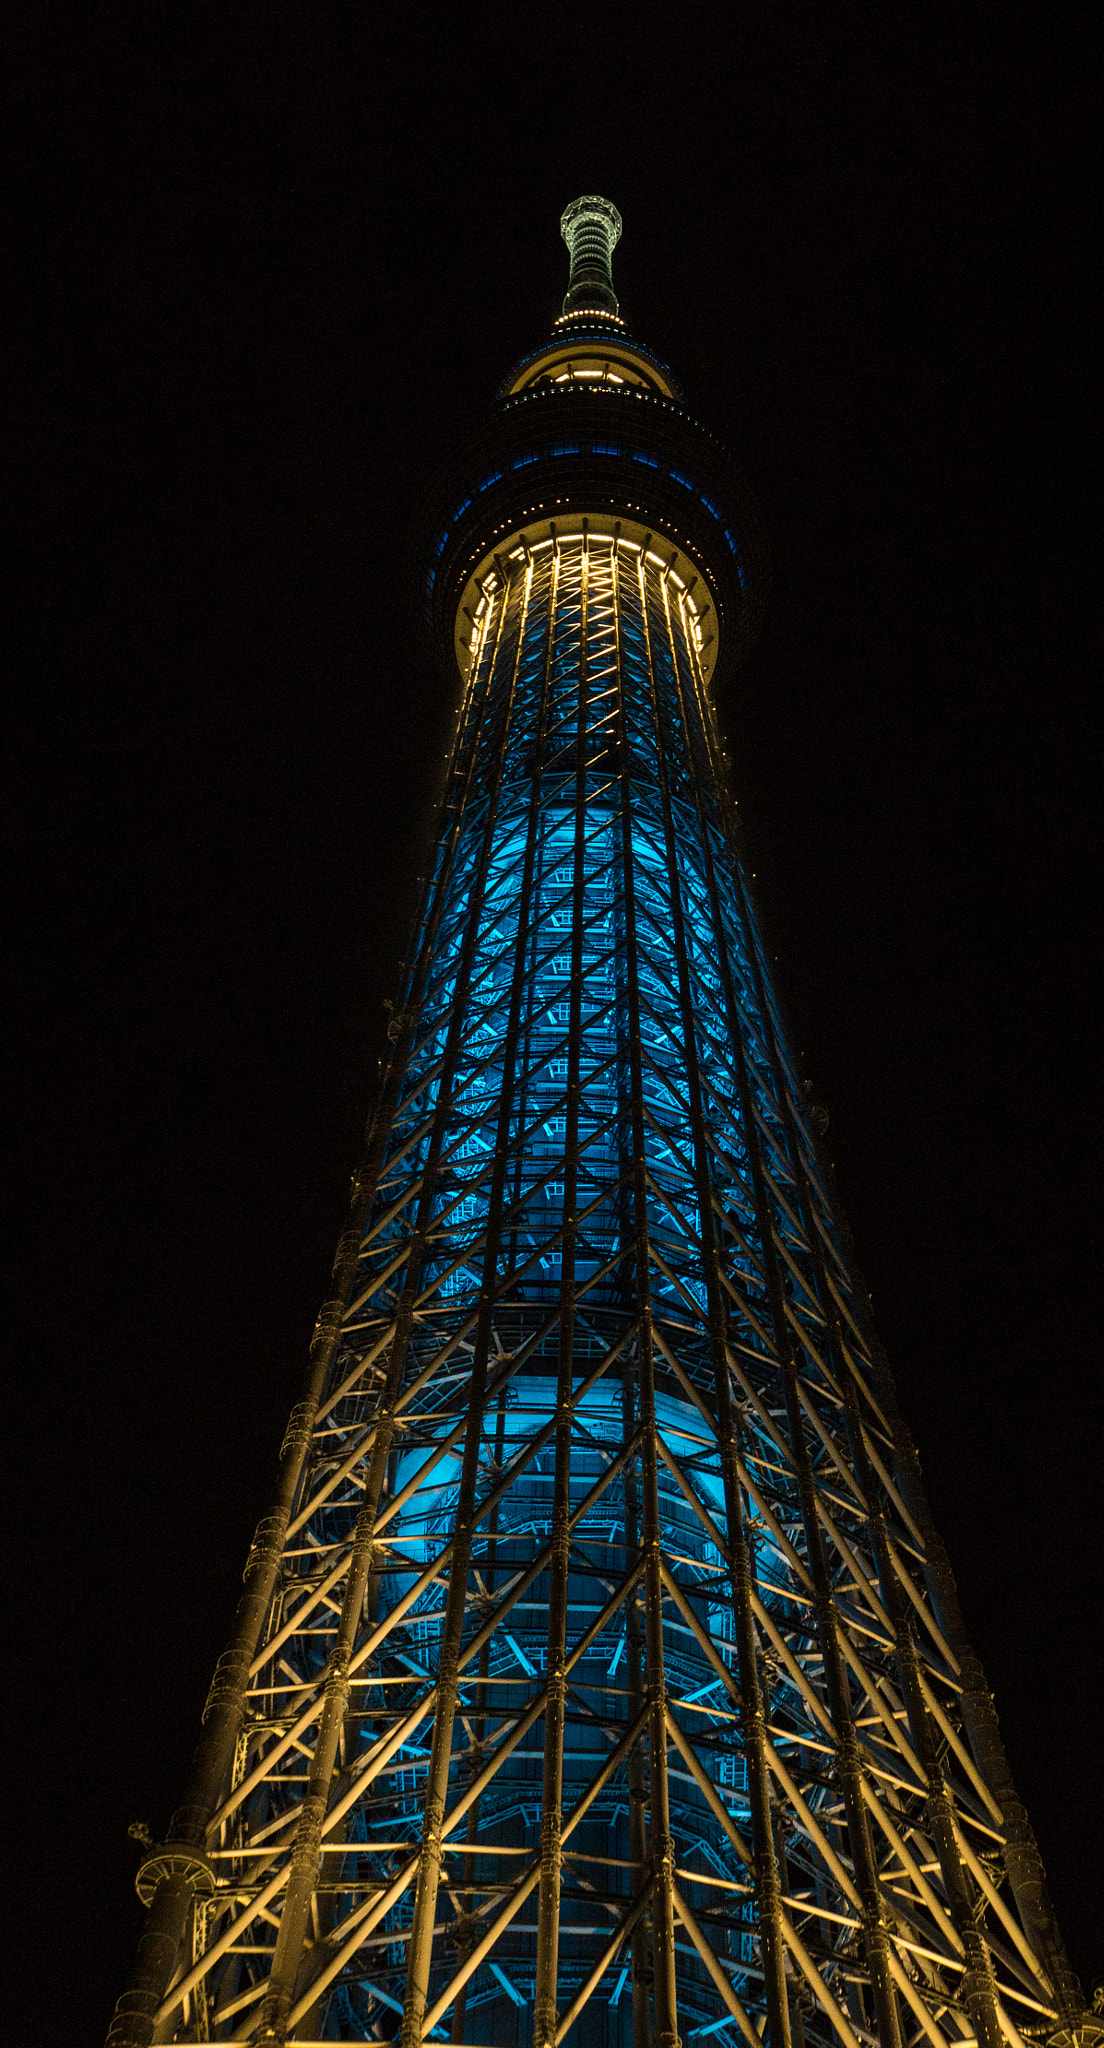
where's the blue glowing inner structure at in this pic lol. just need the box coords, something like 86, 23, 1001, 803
184, 532, 1054, 2048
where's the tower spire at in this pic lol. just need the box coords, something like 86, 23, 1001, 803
559, 192, 622, 316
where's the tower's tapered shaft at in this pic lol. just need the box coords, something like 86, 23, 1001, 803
107, 199, 1094, 2048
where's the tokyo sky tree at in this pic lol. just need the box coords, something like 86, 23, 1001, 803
108, 198, 1097, 2048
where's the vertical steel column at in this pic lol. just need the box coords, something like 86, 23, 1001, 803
889, 1417, 1084, 2022
638, 553, 794, 2048
613, 534, 649, 2048
771, 1813, 809, 2048
447, 1375, 510, 2048
611, 539, 680, 2048
797, 1079, 1086, 2029
452, 537, 560, 2047
399, 549, 561, 2048
534, 531, 588, 2048
659, 587, 904, 2048
104, 619, 506, 2048
250, 569, 534, 2040
770, 1158, 1009, 2048
722, 897, 1011, 2048
107, 1055, 412, 2048
620, 1351, 651, 2048
688, 557, 1086, 2044
700, 689, 1015, 2048
250, 570, 505, 2035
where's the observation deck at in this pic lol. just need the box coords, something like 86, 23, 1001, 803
419, 208, 765, 695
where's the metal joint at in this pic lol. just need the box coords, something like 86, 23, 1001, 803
290, 1796, 326, 1878
333, 1225, 363, 1272
201, 1646, 248, 1723
278, 1402, 315, 1462
1045, 2026, 1104, 2048
135, 1844, 215, 1908
922, 1786, 954, 1833
312, 1298, 345, 1349
243, 1510, 289, 1583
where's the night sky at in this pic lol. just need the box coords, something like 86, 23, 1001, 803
8, 7, 1101, 2041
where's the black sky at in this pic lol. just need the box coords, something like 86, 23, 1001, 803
7, 5, 1101, 2041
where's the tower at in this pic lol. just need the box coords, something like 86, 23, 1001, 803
108, 199, 1095, 2048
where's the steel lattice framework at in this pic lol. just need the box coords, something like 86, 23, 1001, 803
109, 201, 1095, 2048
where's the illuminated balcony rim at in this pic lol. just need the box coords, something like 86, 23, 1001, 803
452, 512, 724, 689
498, 322, 683, 403
415, 386, 767, 685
